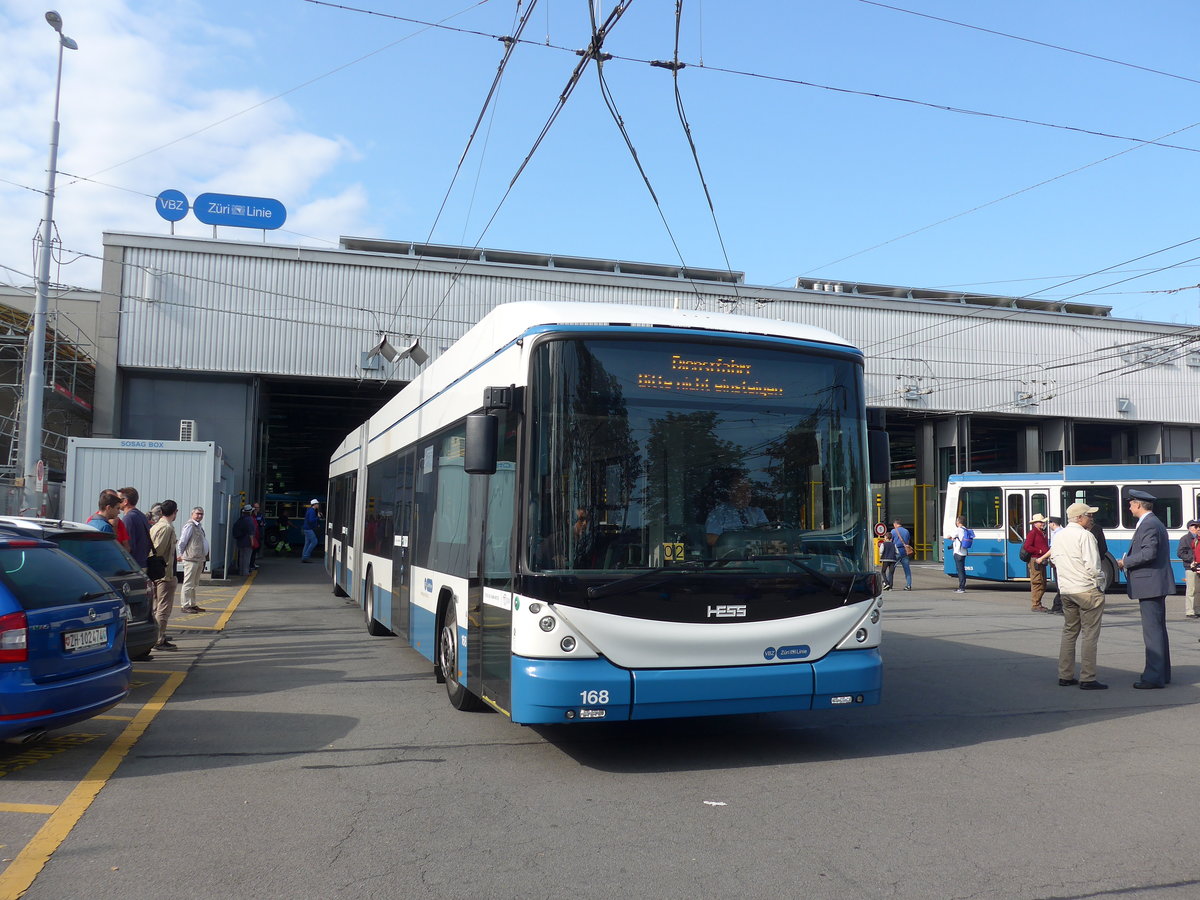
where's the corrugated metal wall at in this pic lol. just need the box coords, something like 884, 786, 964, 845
110, 233, 1200, 426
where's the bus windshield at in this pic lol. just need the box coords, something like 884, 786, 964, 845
527, 336, 869, 579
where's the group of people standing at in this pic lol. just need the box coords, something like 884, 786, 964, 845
1042, 490, 1179, 691
938, 490, 1190, 692
89, 488, 210, 653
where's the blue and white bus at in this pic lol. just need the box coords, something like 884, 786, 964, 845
943, 464, 1200, 590
327, 301, 887, 724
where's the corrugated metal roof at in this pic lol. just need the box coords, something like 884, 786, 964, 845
105, 232, 1200, 426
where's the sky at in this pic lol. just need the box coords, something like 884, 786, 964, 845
3, 0, 1200, 327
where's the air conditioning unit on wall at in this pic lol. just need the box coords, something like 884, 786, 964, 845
179, 419, 197, 441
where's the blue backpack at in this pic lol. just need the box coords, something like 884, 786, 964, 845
960, 528, 975, 550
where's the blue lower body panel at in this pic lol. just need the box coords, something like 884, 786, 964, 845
511, 656, 634, 724
811, 648, 882, 709
509, 650, 881, 724
410, 604, 437, 662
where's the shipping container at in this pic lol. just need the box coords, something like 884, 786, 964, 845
65, 438, 235, 574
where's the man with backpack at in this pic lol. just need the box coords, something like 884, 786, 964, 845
890, 519, 913, 590
945, 515, 972, 593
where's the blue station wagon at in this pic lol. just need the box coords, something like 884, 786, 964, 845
0, 517, 158, 661
0, 536, 132, 745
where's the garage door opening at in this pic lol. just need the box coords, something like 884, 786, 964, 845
256, 377, 401, 499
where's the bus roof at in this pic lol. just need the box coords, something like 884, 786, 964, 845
948, 462, 1200, 484
328, 301, 860, 468
470, 300, 858, 352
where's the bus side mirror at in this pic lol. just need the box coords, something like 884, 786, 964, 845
465, 414, 498, 475
868, 429, 890, 484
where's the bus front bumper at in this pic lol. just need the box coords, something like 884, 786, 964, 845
509, 649, 882, 724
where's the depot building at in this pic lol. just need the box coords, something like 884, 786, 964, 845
4, 230, 1199, 555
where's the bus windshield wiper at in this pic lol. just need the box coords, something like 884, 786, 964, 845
586, 561, 712, 599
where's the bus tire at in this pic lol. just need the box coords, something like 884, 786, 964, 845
1101, 557, 1116, 594
364, 573, 389, 636
438, 603, 483, 711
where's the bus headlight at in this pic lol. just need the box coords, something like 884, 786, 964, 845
560, 635, 576, 652
855, 628, 868, 643
870, 608, 880, 624
540, 616, 556, 632
528, 603, 542, 614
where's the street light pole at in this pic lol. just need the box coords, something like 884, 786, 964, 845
19, 10, 77, 514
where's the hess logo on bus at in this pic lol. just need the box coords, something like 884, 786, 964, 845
707, 604, 747, 618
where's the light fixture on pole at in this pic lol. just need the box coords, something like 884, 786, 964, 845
18, 10, 76, 513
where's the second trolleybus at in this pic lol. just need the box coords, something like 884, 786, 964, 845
327, 301, 888, 724
943, 463, 1200, 589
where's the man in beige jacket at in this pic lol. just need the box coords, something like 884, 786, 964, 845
1049, 502, 1106, 691
149, 500, 179, 651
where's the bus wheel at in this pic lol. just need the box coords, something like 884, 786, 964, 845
365, 576, 389, 636
438, 610, 482, 711
1101, 558, 1116, 594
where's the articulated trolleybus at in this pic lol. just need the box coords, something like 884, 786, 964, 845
944, 463, 1200, 589
327, 301, 887, 724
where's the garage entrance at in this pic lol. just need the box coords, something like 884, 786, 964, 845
255, 377, 401, 499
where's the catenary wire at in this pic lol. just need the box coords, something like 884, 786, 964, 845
856, 0, 1200, 88
656, 0, 741, 302
386, 0, 541, 334
58, 1, 491, 189
414, 0, 644, 338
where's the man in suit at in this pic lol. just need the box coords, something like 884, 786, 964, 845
1117, 489, 1174, 689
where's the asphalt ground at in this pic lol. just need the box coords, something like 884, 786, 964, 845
2, 556, 1199, 899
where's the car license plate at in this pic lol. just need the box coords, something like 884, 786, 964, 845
64, 626, 107, 652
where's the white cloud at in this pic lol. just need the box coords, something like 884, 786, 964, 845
0, 0, 374, 290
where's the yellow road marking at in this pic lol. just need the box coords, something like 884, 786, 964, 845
90, 715, 133, 722
0, 804, 57, 816
212, 572, 254, 630
0, 671, 185, 899
134, 669, 179, 676
171, 571, 253, 632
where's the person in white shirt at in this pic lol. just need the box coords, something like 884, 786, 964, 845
1048, 502, 1106, 691
176, 507, 210, 614
943, 515, 968, 593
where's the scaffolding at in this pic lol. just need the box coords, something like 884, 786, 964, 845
0, 300, 96, 477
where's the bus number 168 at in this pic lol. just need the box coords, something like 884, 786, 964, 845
580, 690, 609, 705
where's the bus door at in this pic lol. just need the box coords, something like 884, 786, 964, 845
1004, 488, 1049, 579
476, 416, 517, 714
390, 450, 415, 641
342, 471, 357, 590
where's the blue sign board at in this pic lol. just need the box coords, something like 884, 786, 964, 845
193, 192, 287, 230
155, 189, 189, 222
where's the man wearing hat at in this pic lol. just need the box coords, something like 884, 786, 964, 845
1117, 489, 1174, 689
1049, 502, 1107, 689
1178, 519, 1200, 619
301, 499, 322, 564
231, 503, 258, 577
1022, 513, 1052, 612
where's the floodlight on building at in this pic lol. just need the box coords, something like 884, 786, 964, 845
397, 339, 429, 366
366, 334, 400, 363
